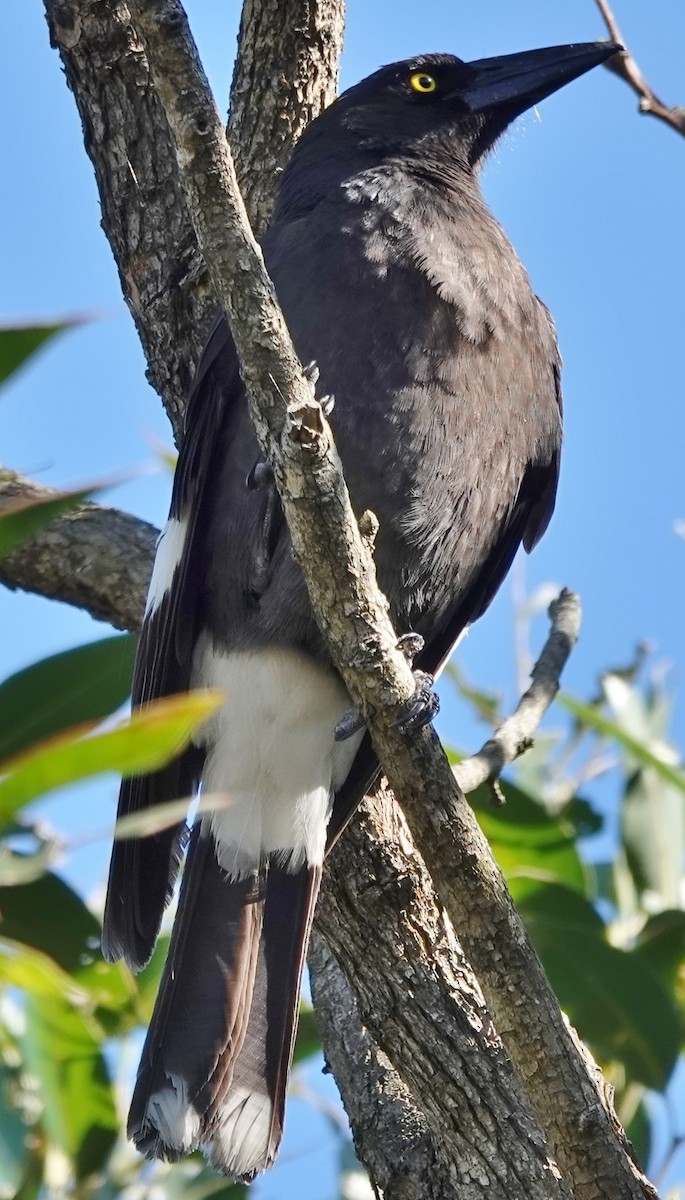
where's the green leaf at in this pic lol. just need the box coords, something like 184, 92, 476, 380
114, 790, 232, 843
518, 883, 681, 1089
0, 832, 60, 886
21, 992, 117, 1181
159, 1161, 247, 1200
134, 935, 171, 1024
0, 937, 89, 1009
560, 796, 603, 839
634, 910, 685, 1022
0, 689, 224, 819
470, 780, 587, 893
622, 769, 685, 910
559, 693, 685, 795
0, 1065, 29, 1196
0, 485, 93, 560
0, 635, 137, 762
0, 872, 133, 1018
624, 1098, 650, 1173
0, 319, 82, 388
293, 1003, 322, 1065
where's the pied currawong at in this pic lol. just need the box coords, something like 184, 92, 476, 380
102, 40, 618, 1181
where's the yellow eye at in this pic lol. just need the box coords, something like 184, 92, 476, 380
409, 71, 438, 94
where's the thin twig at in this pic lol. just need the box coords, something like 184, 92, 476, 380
455, 589, 580, 795
594, 0, 685, 138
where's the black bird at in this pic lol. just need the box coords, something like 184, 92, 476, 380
103, 41, 617, 1180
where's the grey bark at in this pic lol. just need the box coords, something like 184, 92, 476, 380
229, 0, 345, 234
312, 784, 568, 1200
0, 470, 156, 630
45, 0, 210, 440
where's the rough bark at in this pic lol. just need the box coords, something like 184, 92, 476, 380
43, 0, 346, 439
312, 785, 569, 1200
0, 470, 156, 630
229, 0, 345, 233
44, 0, 214, 440
21, 2, 656, 1197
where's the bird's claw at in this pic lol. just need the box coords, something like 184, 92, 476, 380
396, 632, 424, 663
303, 360, 334, 415
336, 659, 437, 741
246, 456, 274, 490
334, 707, 365, 742
393, 670, 439, 730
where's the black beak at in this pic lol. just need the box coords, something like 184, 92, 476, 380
458, 42, 620, 115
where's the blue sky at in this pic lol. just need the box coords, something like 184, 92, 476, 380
2, 2, 684, 1195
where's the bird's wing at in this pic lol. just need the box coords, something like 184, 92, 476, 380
327, 367, 562, 851
102, 317, 238, 970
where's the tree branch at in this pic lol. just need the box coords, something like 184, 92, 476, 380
0, 470, 155, 630
43, 0, 348, 441
123, 3, 655, 1197
313, 785, 570, 1200
44, 0, 214, 440
229, 0, 344, 235
454, 588, 580, 796
594, 0, 685, 138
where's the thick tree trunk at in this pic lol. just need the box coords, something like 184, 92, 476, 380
229, 0, 344, 233
313, 785, 568, 1199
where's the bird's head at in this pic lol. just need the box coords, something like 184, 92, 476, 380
291, 43, 619, 178
336, 43, 619, 165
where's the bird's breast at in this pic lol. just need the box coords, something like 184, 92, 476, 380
260, 194, 560, 630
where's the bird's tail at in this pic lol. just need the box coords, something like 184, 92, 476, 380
128, 820, 320, 1181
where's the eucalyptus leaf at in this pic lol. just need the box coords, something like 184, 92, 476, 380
470, 780, 586, 893
0, 484, 95, 560
0, 839, 60, 886
0, 689, 224, 819
114, 789, 232, 842
159, 1160, 247, 1200
0, 1065, 29, 1196
559, 693, 685, 795
622, 769, 685, 909
0, 937, 88, 1003
0, 318, 83, 388
0, 872, 134, 1018
634, 910, 685, 1022
0, 635, 137, 762
518, 884, 680, 1089
134, 936, 172, 1025
21, 993, 117, 1180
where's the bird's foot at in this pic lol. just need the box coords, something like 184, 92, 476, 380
393, 670, 439, 730
303, 360, 334, 415
396, 632, 424, 663
334, 707, 365, 743
335, 666, 438, 742
246, 456, 274, 491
